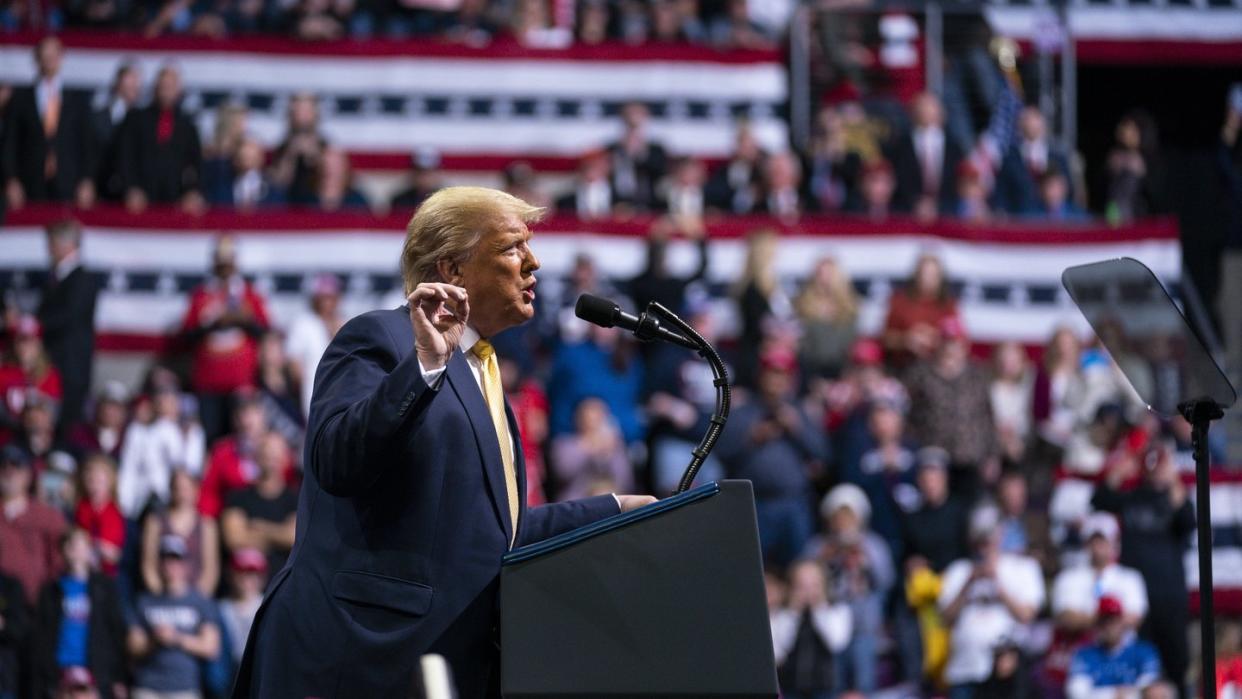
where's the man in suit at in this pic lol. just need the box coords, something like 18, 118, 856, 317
994, 106, 1073, 214
2, 37, 97, 211
890, 92, 962, 218
233, 186, 655, 699
37, 219, 97, 438
117, 64, 205, 214
91, 62, 142, 202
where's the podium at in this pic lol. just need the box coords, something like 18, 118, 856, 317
500, 480, 778, 699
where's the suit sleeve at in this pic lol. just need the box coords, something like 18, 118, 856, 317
516, 494, 620, 547
307, 314, 438, 497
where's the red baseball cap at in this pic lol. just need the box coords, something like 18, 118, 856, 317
939, 315, 967, 341
849, 338, 884, 366
59, 666, 95, 690
231, 548, 269, 573
13, 315, 41, 338
1097, 595, 1124, 619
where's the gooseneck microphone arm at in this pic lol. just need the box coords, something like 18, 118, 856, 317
574, 294, 730, 494
644, 302, 731, 494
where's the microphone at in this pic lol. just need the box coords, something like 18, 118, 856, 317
574, 294, 700, 351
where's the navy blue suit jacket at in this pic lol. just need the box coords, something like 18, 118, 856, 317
232, 307, 619, 698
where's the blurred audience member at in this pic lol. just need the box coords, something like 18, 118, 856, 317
852, 398, 915, 562
1106, 112, 1159, 224
794, 256, 859, 382
549, 398, 633, 502
255, 331, 303, 443
758, 151, 804, 220
117, 64, 205, 214
805, 484, 893, 694
976, 639, 1031, 699
903, 317, 998, 499
659, 156, 707, 221
221, 433, 297, 575
0, 561, 25, 699
994, 469, 1038, 557
891, 92, 962, 219
199, 394, 277, 519
770, 560, 852, 699
128, 534, 221, 699
624, 217, 708, 319
548, 325, 644, 445
269, 92, 327, 203
201, 103, 248, 182
608, 101, 667, 211
720, 349, 826, 567
1033, 326, 1087, 452
707, 0, 774, 49
954, 162, 992, 223
207, 136, 285, 209
0, 315, 63, 438
1, 37, 96, 210
180, 237, 271, 442
881, 253, 958, 368
298, 146, 368, 211
939, 506, 1044, 698
500, 160, 547, 209
902, 447, 968, 574
73, 453, 124, 576
92, 62, 142, 201
33, 528, 125, 699
1030, 170, 1086, 222
142, 469, 219, 597
574, 0, 610, 45
989, 341, 1033, 465
995, 106, 1072, 215
389, 147, 442, 210
806, 106, 861, 213
284, 272, 343, 419
733, 230, 789, 388
116, 383, 205, 519
555, 151, 613, 220
68, 382, 128, 467
38, 220, 98, 436
856, 158, 896, 220
706, 120, 765, 214
219, 548, 267, 667
0, 443, 68, 603
1066, 596, 1162, 699
1093, 443, 1193, 694
502, 357, 549, 505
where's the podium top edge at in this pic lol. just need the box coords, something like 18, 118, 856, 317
502, 482, 722, 566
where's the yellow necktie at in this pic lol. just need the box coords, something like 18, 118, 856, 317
472, 340, 519, 546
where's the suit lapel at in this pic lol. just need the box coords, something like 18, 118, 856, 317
505, 402, 527, 541
445, 351, 512, 543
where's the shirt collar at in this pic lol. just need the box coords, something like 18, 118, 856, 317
460, 325, 482, 355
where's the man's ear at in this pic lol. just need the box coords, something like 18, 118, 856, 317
436, 258, 462, 285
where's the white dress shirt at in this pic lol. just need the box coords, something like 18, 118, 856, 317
913, 126, 945, 193
419, 326, 518, 469
35, 76, 62, 120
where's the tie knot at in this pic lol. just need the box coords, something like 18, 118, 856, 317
471, 340, 495, 360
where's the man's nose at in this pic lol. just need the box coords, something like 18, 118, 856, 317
525, 247, 540, 272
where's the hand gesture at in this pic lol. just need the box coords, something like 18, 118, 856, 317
408, 283, 469, 371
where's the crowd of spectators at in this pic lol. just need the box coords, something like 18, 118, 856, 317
0, 35, 1168, 226
0, 195, 1218, 698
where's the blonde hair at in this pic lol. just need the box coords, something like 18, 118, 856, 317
733, 229, 780, 298
795, 256, 858, 323
401, 186, 544, 294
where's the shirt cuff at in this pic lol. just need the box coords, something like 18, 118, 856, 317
611, 493, 621, 511
418, 359, 447, 388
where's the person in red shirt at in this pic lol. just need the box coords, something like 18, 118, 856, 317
73, 453, 124, 576
180, 237, 270, 442
881, 253, 960, 370
0, 315, 63, 444
0, 444, 67, 603
501, 357, 549, 506
199, 394, 289, 518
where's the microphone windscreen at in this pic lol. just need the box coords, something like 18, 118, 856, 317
574, 294, 619, 328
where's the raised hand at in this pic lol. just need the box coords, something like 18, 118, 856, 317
408, 283, 470, 371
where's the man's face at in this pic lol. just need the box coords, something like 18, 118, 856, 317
1088, 535, 1115, 568
117, 67, 141, 103
1098, 615, 1125, 647
454, 212, 540, 337
35, 38, 62, 79
0, 463, 30, 499
155, 68, 181, 109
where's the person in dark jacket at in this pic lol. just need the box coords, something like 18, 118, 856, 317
33, 528, 126, 699
37, 220, 98, 438
116, 64, 204, 214
1092, 441, 1195, 696
1, 37, 97, 210
0, 568, 29, 699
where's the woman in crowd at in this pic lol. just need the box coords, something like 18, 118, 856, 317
74, 453, 126, 577
882, 253, 959, 370
141, 469, 220, 597
989, 341, 1034, 465
795, 256, 860, 383
733, 230, 791, 388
